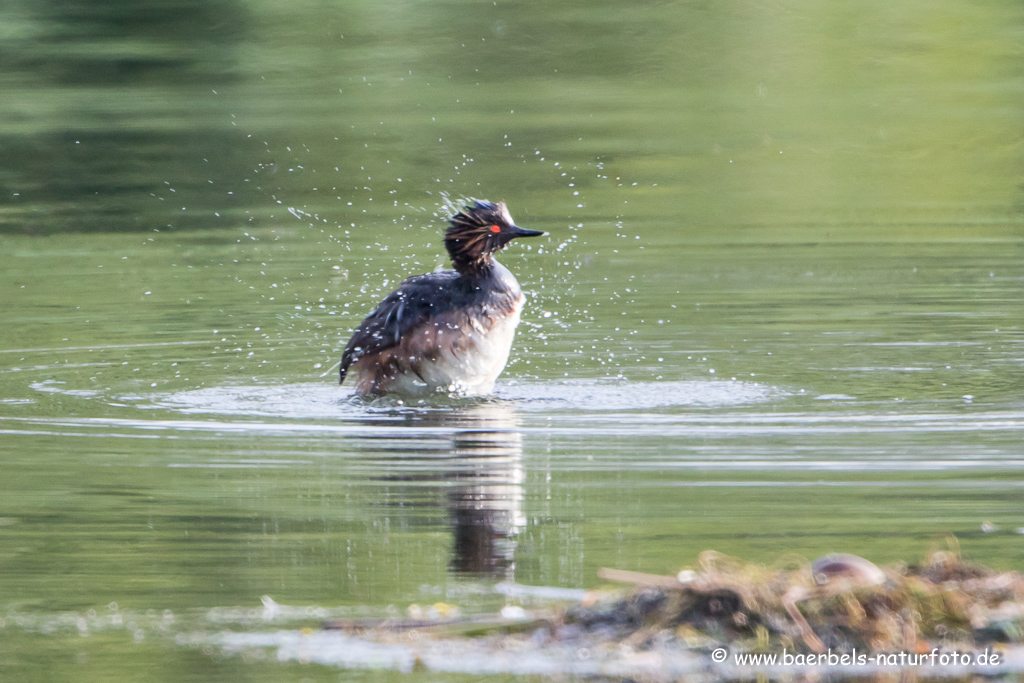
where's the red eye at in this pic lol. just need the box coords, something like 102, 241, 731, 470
490, 225, 501, 233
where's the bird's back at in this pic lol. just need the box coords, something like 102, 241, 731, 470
340, 262, 524, 396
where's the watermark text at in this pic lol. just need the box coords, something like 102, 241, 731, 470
713, 647, 1002, 668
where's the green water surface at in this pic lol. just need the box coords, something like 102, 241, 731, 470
2, 0, 1024, 680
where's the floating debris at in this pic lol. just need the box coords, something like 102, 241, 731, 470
307, 549, 1023, 654
573, 549, 1024, 656
216, 549, 1024, 677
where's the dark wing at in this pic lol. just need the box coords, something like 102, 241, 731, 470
340, 270, 461, 384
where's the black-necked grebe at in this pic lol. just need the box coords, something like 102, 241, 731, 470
339, 200, 544, 397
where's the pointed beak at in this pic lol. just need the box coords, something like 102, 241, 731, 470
509, 224, 545, 238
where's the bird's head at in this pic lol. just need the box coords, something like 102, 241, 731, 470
444, 200, 544, 273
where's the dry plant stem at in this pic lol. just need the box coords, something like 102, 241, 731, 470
902, 616, 917, 652
598, 568, 684, 589
782, 586, 826, 653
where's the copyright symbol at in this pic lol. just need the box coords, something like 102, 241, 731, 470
712, 647, 728, 663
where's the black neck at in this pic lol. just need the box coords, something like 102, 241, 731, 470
452, 252, 495, 278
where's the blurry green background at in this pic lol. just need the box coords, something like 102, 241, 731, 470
2, 0, 1024, 680
3, 0, 1022, 239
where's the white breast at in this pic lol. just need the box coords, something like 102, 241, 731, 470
389, 294, 524, 397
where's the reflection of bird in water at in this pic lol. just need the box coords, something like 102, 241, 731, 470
339, 200, 544, 397
448, 414, 525, 576
369, 402, 525, 578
